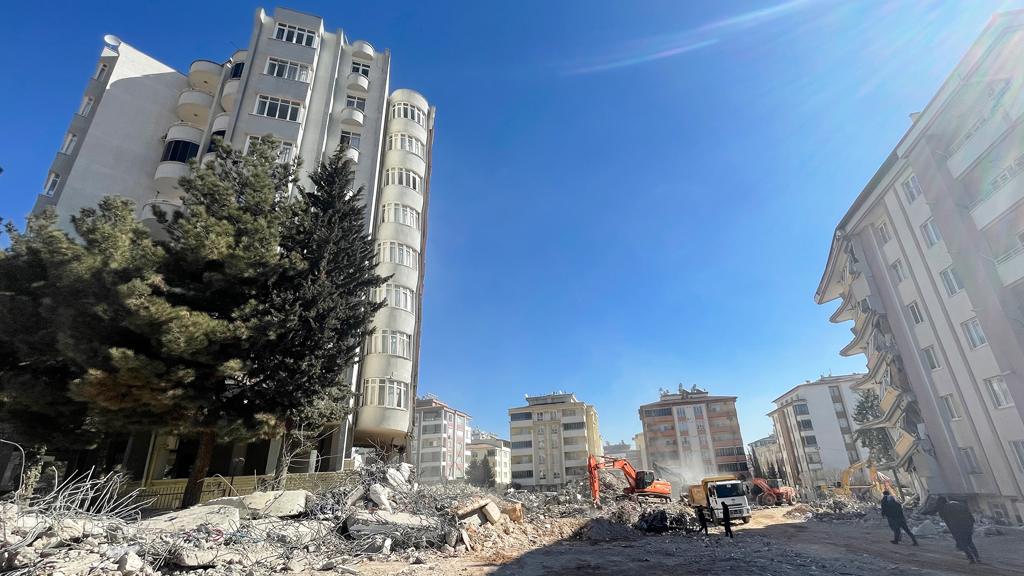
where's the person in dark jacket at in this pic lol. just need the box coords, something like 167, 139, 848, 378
880, 490, 918, 545
721, 503, 734, 538
936, 497, 979, 563
697, 509, 709, 534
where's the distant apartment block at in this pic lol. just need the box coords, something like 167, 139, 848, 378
467, 432, 512, 487
638, 385, 747, 485
28, 6, 436, 481
508, 393, 602, 488
768, 375, 868, 496
633, 432, 649, 470
816, 12, 1024, 524
603, 440, 641, 465
411, 397, 471, 483
749, 434, 788, 483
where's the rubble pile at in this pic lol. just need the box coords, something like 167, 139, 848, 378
782, 496, 873, 522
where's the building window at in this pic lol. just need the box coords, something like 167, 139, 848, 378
643, 407, 672, 417
254, 95, 302, 122
376, 241, 419, 269
43, 172, 61, 196
793, 404, 810, 416
797, 419, 814, 431
60, 133, 78, 155
274, 23, 317, 47
877, 221, 892, 244
901, 174, 922, 203
921, 218, 942, 247
392, 101, 426, 127
245, 135, 294, 163
381, 203, 421, 230
959, 447, 982, 474
384, 168, 422, 192
365, 329, 411, 358
94, 62, 108, 80
941, 394, 962, 420
265, 57, 311, 82
922, 346, 941, 370
802, 435, 817, 447
890, 259, 906, 284
805, 452, 822, 464
230, 62, 245, 79
511, 412, 532, 421
693, 406, 704, 418
78, 96, 95, 117
511, 470, 533, 479
908, 301, 924, 325
352, 61, 370, 77
340, 130, 361, 150
372, 283, 415, 312
510, 441, 532, 450
962, 318, 987, 349
562, 421, 586, 431
387, 133, 426, 157
346, 95, 366, 111
160, 140, 200, 163
562, 409, 577, 417
207, 130, 226, 153
940, 267, 964, 296
362, 378, 409, 409
984, 376, 1014, 408
1011, 440, 1024, 472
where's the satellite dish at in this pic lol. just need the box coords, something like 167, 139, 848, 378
103, 34, 122, 51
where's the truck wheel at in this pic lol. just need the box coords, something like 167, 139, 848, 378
763, 493, 777, 506
742, 517, 751, 524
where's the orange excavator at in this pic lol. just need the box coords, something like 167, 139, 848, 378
751, 477, 797, 506
587, 454, 673, 506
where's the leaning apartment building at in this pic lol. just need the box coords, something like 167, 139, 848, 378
25, 7, 436, 485
816, 12, 1024, 524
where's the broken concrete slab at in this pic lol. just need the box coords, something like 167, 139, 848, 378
253, 518, 334, 546
481, 502, 502, 524
205, 489, 313, 518
172, 546, 245, 568
368, 483, 393, 513
386, 468, 408, 490
345, 485, 366, 507
137, 504, 240, 534
456, 499, 489, 519
345, 511, 434, 536
501, 503, 524, 523
459, 528, 474, 551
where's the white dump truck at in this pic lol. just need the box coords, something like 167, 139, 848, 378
688, 475, 752, 524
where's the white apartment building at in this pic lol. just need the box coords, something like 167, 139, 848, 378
467, 435, 512, 487
32, 7, 435, 480
412, 397, 471, 483
768, 375, 869, 497
633, 432, 649, 470
749, 434, 787, 482
508, 393, 602, 489
816, 12, 1024, 524
638, 385, 748, 487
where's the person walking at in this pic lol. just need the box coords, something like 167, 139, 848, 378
697, 508, 709, 534
721, 502, 734, 539
880, 490, 918, 546
936, 497, 979, 563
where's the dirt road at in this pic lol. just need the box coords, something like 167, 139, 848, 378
355, 507, 1024, 576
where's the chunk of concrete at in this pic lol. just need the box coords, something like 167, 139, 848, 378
459, 528, 474, 551
386, 468, 408, 490
345, 485, 366, 507
137, 505, 240, 534
253, 518, 334, 546
501, 503, 524, 523
55, 518, 107, 541
117, 551, 145, 576
912, 520, 940, 537
345, 511, 433, 536
456, 499, 488, 519
242, 489, 312, 518
368, 484, 392, 513
172, 546, 244, 568
481, 502, 502, 524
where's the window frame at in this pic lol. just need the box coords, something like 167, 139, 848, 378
959, 446, 982, 474
346, 95, 367, 111
265, 57, 311, 83
890, 259, 906, 284
877, 221, 892, 244
44, 172, 61, 196
1011, 440, 1024, 473
940, 267, 964, 296
908, 301, 924, 325
386, 133, 426, 157
361, 377, 409, 410
984, 376, 1014, 408
340, 130, 361, 150
253, 94, 303, 122
351, 61, 371, 77
391, 101, 427, 127
921, 218, 942, 247
380, 203, 421, 229
372, 282, 416, 312
922, 346, 941, 371
274, 22, 318, 48
245, 135, 295, 164
93, 62, 108, 80
962, 317, 987, 349
376, 241, 419, 269
941, 394, 963, 420
60, 132, 78, 155
384, 167, 423, 192
78, 96, 95, 117
902, 174, 922, 203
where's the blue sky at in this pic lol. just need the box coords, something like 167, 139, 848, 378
1, 0, 1019, 448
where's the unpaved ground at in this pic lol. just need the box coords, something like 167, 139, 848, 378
352, 507, 1024, 576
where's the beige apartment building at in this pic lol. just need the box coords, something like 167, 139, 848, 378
508, 393, 602, 488
768, 375, 869, 498
467, 430, 512, 487
638, 385, 747, 487
411, 397, 471, 483
633, 432, 649, 470
749, 434, 787, 482
816, 11, 1024, 524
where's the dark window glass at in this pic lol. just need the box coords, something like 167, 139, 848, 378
207, 130, 227, 153
161, 140, 200, 163
230, 62, 245, 79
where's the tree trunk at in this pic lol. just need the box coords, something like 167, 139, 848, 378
272, 422, 294, 490
181, 430, 216, 508
18, 445, 47, 504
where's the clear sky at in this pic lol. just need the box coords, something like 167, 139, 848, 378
1, 1, 1020, 449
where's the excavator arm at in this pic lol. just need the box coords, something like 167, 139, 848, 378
588, 455, 639, 505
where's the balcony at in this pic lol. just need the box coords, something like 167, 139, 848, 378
188, 59, 221, 94
969, 154, 1024, 230
351, 40, 375, 60
995, 245, 1024, 287
347, 72, 369, 93
342, 147, 359, 164
165, 122, 203, 145
339, 107, 364, 127
947, 107, 1014, 179
221, 78, 241, 112
211, 112, 231, 134
176, 89, 213, 126
153, 161, 191, 196
140, 198, 182, 231
892, 432, 918, 466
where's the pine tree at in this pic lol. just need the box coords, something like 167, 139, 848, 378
246, 145, 387, 485
466, 457, 481, 486
852, 389, 895, 463
479, 455, 496, 488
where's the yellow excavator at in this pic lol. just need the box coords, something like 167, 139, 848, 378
827, 460, 902, 501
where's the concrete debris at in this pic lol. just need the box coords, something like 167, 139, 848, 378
911, 519, 941, 537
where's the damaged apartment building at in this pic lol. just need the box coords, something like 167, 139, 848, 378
816, 12, 1024, 524
6, 6, 436, 489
